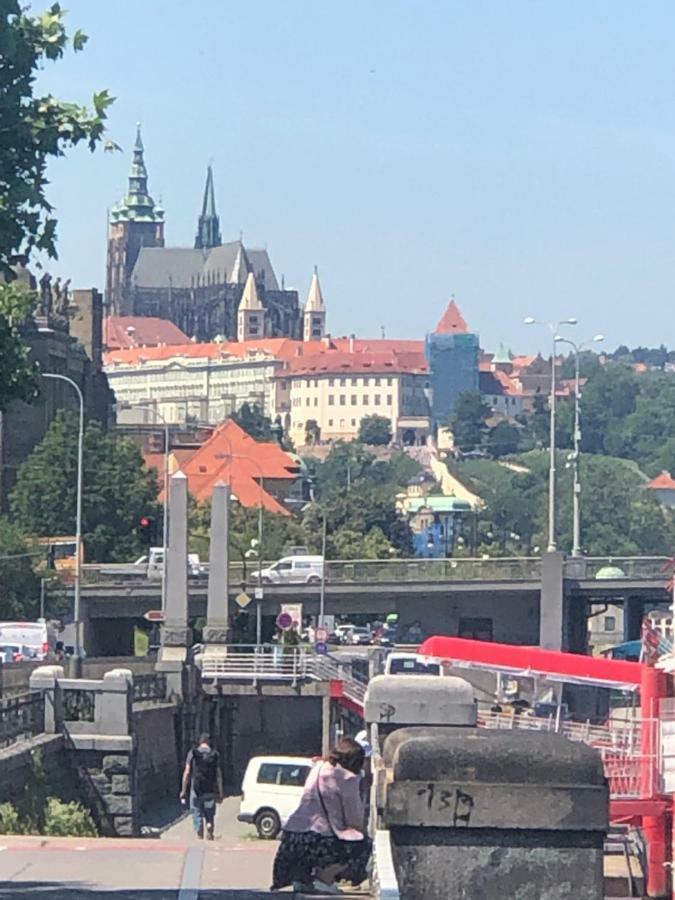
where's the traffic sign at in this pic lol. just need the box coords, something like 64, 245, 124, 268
254, 587, 264, 600
144, 610, 165, 623
276, 611, 293, 631
315, 641, 328, 655
235, 591, 252, 609
315, 627, 329, 643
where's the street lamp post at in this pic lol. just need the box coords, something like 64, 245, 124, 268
42, 373, 84, 662
524, 316, 577, 552
553, 334, 604, 557
117, 402, 170, 612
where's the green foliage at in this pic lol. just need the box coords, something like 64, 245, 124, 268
448, 392, 490, 451
485, 420, 521, 458
0, 517, 41, 619
11, 410, 159, 562
0, 283, 39, 411
309, 442, 421, 496
0, 802, 24, 834
357, 414, 392, 446
0, 2, 113, 276
43, 798, 96, 837
304, 419, 320, 446
455, 450, 675, 557
231, 403, 275, 442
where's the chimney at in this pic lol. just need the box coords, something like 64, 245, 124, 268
322, 334, 331, 348
295, 345, 304, 357
349, 333, 355, 353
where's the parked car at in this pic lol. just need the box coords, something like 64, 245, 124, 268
253, 555, 324, 586
384, 652, 442, 676
334, 624, 356, 644
238, 755, 314, 839
0, 643, 24, 664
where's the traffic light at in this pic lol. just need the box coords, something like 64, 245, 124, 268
139, 515, 155, 545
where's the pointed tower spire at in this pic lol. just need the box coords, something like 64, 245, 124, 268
230, 242, 249, 284
237, 272, 265, 341
195, 164, 221, 250
435, 298, 469, 334
303, 266, 326, 341
110, 124, 163, 226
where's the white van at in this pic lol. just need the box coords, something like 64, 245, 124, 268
238, 755, 314, 838
0, 620, 56, 661
253, 555, 324, 586
384, 652, 442, 676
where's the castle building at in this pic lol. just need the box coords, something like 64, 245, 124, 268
105, 127, 302, 343
425, 299, 479, 429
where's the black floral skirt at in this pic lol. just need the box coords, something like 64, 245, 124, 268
272, 829, 372, 889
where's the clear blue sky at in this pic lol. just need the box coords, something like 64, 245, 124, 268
42, 1, 675, 353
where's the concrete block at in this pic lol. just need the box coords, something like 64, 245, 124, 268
365, 674, 476, 729
29, 665, 64, 689
113, 815, 135, 836
104, 794, 133, 815
111, 774, 130, 794
102, 754, 130, 775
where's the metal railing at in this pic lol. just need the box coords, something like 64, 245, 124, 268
477, 710, 658, 799
201, 645, 333, 687
0, 691, 45, 749
567, 556, 671, 580
132, 672, 167, 704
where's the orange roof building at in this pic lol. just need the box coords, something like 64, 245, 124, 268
175, 420, 302, 514
104, 316, 190, 350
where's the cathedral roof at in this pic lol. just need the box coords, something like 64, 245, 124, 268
435, 299, 470, 334
131, 241, 279, 291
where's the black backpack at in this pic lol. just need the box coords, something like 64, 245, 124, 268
191, 747, 219, 796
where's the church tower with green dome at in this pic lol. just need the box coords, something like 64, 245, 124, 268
105, 124, 165, 314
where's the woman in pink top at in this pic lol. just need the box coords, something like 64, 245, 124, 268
271, 737, 371, 894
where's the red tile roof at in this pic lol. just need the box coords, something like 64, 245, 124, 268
435, 300, 470, 334
648, 471, 675, 490
104, 316, 190, 350
279, 349, 428, 378
176, 420, 299, 513
104, 337, 426, 368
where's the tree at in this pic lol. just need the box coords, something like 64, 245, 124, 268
0, 2, 113, 277
0, 518, 40, 619
0, 282, 39, 410
486, 421, 521, 458
304, 419, 321, 446
11, 411, 159, 562
358, 414, 392, 446
231, 403, 275, 442
449, 392, 490, 452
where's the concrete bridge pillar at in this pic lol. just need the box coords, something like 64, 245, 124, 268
158, 472, 190, 693
539, 551, 565, 650
203, 481, 230, 646
623, 596, 643, 643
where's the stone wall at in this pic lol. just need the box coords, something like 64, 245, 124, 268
71, 743, 136, 837
133, 703, 181, 815
214, 695, 323, 790
0, 734, 78, 808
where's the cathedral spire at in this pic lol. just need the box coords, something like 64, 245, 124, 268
303, 266, 326, 341
110, 123, 163, 225
195, 164, 221, 250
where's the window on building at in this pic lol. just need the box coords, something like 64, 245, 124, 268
328, 378, 334, 387
351, 419, 356, 427
306, 397, 310, 406
281, 380, 288, 390
363, 377, 370, 386
340, 395, 346, 406
604, 616, 616, 632
386, 394, 393, 405
363, 395, 369, 405
351, 395, 357, 405
328, 395, 335, 406
340, 378, 346, 387
314, 379, 319, 388
328, 419, 334, 426
305, 379, 311, 389
314, 397, 318, 406
374, 394, 381, 405
387, 378, 393, 386
375, 377, 381, 386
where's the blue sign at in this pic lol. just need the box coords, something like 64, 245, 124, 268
315, 641, 328, 655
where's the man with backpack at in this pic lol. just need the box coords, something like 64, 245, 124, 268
180, 733, 222, 840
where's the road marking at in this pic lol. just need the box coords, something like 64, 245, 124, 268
178, 845, 204, 900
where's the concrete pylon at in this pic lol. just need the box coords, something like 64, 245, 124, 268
203, 481, 230, 645
161, 471, 190, 650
